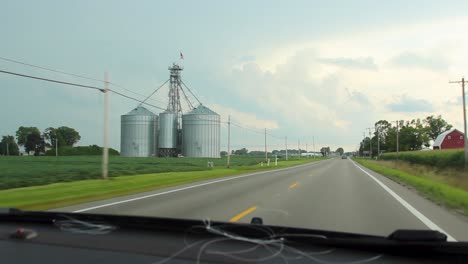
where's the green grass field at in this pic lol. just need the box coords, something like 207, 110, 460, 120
0, 156, 327, 210
380, 149, 464, 168
355, 158, 468, 215
0, 155, 279, 189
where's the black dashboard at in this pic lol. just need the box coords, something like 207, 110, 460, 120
1, 210, 467, 263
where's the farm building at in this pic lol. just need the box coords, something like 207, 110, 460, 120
433, 129, 465, 149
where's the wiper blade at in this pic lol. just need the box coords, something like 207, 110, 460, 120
388, 229, 447, 242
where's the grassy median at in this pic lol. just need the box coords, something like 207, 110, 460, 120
354, 158, 468, 215
0, 157, 328, 210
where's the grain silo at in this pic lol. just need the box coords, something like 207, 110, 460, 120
158, 111, 178, 157
120, 106, 158, 157
182, 105, 220, 158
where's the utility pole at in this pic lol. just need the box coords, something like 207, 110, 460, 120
396, 121, 400, 160
102, 72, 109, 180
264, 128, 267, 162
227, 115, 231, 168
367, 128, 373, 158
285, 136, 288, 161
55, 132, 58, 157
298, 139, 300, 158
450, 78, 468, 168
376, 124, 380, 159
6, 141, 9, 156
312, 136, 315, 159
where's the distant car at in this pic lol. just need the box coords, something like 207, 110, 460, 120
341, 155, 347, 159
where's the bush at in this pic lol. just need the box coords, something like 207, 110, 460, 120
45, 145, 119, 156
380, 149, 464, 168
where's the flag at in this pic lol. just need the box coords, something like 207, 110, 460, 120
180, 52, 184, 60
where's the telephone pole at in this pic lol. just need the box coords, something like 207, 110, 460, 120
264, 128, 267, 162
367, 128, 373, 158
285, 136, 288, 161
450, 78, 468, 168
102, 72, 109, 180
312, 136, 315, 159
227, 115, 231, 168
376, 124, 380, 159
298, 139, 300, 158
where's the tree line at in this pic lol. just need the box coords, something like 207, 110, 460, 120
359, 115, 453, 156
0, 126, 81, 156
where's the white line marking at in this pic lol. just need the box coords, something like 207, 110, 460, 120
72, 160, 328, 213
351, 160, 456, 242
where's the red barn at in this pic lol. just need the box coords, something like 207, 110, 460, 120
433, 129, 465, 150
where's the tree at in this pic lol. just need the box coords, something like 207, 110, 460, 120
336, 147, 344, 155
0, 135, 19, 156
233, 148, 248, 155
25, 132, 45, 155
56, 126, 81, 146
320, 147, 330, 156
424, 115, 453, 141
16, 126, 40, 146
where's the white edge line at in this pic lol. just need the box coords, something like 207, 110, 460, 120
72, 159, 328, 213
350, 159, 457, 242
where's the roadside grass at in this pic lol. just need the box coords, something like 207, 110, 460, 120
354, 158, 468, 215
0, 155, 287, 190
0, 157, 328, 210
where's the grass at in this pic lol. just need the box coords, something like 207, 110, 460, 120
0, 155, 281, 190
380, 149, 464, 168
354, 158, 468, 215
0, 156, 328, 210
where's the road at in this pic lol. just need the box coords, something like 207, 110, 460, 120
55, 158, 468, 241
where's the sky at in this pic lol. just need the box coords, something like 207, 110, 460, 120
2, 0, 468, 153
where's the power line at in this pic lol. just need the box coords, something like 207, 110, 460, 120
0, 69, 168, 110
140, 79, 169, 106
0, 69, 104, 92
109, 90, 166, 111
0, 55, 167, 106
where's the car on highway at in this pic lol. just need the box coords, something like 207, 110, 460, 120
341, 155, 347, 159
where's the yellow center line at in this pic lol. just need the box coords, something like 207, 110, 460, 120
289, 182, 299, 189
229, 206, 257, 222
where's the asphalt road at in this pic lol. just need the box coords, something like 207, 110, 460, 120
56, 158, 468, 241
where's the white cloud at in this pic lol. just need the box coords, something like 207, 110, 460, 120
209, 103, 279, 130
221, 16, 468, 149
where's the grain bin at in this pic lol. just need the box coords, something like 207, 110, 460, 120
158, 111, 178, 156
182, 105, 220, 158
120, 106, 158, 157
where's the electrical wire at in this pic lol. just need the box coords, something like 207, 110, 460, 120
140, 79, 169, 105
0, 69, 104, 92
0, 55, 167, 106
0, 69, 167, 110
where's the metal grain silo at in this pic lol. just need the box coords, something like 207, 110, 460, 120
120, 106, 158, 157
182, 105, 220, 158
158, 111, 177, 156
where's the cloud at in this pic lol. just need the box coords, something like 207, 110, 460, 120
210, 103, 279, 129
319, 57, 378, 71
387, 95, 434, 112
388, 52, 448, 71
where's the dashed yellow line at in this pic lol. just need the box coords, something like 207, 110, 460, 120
289, 182, 299, 189
229, 206, 257, 222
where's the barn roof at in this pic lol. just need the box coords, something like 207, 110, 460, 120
433, 129, 463, 147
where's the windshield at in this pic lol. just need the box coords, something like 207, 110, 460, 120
1, 0, 468, 242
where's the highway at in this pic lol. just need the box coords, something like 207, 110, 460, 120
56, 158, 468, 241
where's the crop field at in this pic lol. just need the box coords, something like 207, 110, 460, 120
0, 155, 310, 190
380, 149, 464, 168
